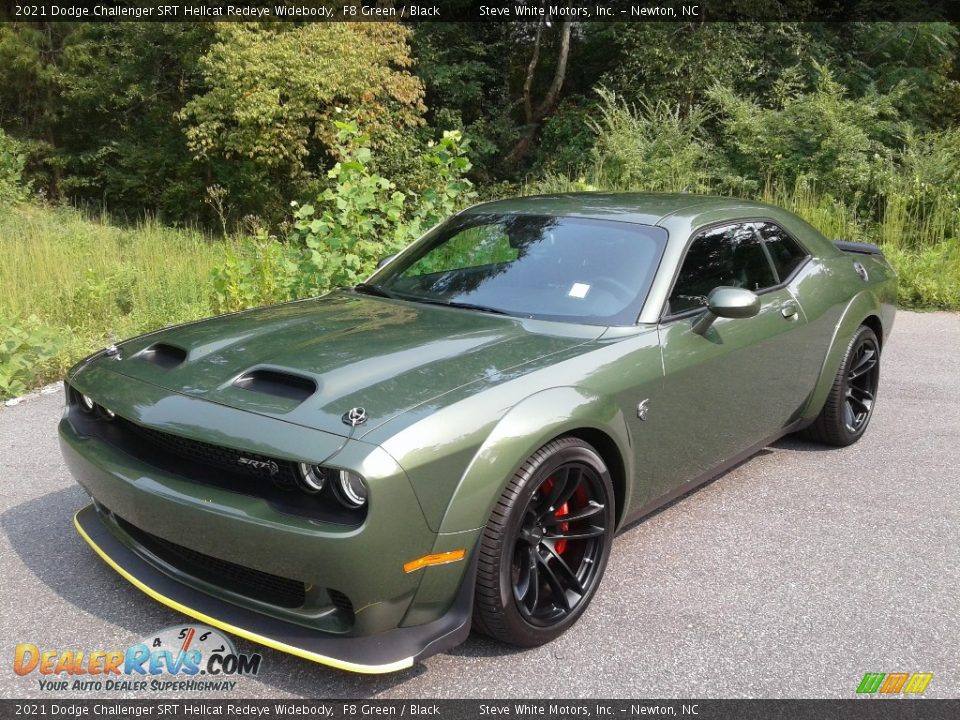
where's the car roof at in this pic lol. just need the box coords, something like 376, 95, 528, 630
462, 192, 785, 227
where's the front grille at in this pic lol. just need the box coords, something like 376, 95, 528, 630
68, 399, 368, 525
115, 515, 307, 609
126, 419, 299, 486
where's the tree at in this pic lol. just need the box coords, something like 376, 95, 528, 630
0, 22, 74, 196
504, 19, 572, 165
180, 22, 425, 221
55, 23, 214, 219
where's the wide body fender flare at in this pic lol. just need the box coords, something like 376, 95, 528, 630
802, 288, 892, 422
436, 386, 633, 535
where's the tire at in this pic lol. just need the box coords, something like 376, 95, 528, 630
473, 437, 615, 647
803, 324, 881, 447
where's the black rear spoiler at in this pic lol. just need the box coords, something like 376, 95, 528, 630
834, 240, 884, 256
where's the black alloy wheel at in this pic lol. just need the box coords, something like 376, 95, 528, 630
803, 324, 881, 446
843, 335, 880, 433
474, 437, 615, 647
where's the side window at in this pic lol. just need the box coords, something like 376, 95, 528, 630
668, 223, 776, 314
757, 222, 808, 282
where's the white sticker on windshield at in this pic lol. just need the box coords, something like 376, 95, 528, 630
568, 282, 591, 299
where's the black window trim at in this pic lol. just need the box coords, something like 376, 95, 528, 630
659, 217, 813, 324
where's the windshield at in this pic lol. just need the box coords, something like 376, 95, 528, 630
366, 213, 668, 325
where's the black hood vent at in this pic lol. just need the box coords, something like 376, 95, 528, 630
233, 369, 317, 402
139, 343, 188, 369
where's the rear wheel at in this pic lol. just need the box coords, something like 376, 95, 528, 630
803, 324, 881, 446
473, 437, 615, 647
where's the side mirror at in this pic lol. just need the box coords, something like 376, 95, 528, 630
376, 254, 396, 270
691, 287, 760, 335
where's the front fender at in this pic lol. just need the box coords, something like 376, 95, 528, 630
397, 386, 633, 628
436, 386, 632, 534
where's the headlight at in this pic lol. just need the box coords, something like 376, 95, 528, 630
296, 463, 327, 493
335, 470, 367, 508
80, 394, 96, 413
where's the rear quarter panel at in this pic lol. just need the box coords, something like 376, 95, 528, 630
791, 240, 897, 422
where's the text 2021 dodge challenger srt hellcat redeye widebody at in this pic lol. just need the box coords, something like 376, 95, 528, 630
61, 193, 895, 673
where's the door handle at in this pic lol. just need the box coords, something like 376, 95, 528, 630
781, 302, 798, 319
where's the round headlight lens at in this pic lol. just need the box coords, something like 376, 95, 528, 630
80, 394, 96, 412
297, 463, 327, 493
336, 470, 367, 508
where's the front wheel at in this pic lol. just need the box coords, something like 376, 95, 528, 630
473, 437, 615, 647
803, 324, 881, 447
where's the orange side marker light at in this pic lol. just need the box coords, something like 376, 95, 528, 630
403, 549, 466, 573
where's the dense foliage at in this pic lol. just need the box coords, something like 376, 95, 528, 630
1, 20, 957, 220
0, 129, 28, 204
210, 122, 475, 313
1, 18, 959, 398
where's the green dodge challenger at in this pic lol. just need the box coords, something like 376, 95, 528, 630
61, 193, 896, 673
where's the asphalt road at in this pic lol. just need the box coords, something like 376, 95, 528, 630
1, 310, 958, 700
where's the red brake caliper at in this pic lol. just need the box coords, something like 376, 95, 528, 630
541, 476, 572, 555
554, 501, 570, 555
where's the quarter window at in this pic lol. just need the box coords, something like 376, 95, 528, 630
668, 223, 776, 314
757, 222, 808, 282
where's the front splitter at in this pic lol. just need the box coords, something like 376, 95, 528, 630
73, 504, 473, 674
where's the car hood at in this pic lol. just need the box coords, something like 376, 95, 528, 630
103, 292, 604, 436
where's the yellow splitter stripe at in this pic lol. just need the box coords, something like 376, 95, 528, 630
73, 512, 414, 675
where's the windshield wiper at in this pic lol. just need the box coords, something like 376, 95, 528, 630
354, 282, 397, 299
443, 300, 511, 315
408, 296, 512, 315
357, 285, 512, 316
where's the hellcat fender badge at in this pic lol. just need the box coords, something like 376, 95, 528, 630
104, 345, 122, 360
342, 407, 368, 427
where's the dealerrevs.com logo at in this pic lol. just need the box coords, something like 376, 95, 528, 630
14, 625, 262, 692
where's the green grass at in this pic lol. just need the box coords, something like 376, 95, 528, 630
0, 203, 231, 395
882, 240, 960, 309
759, 181, 960, 309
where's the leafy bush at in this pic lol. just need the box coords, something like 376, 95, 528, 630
0, 129, 28, 204
883, 240, 960, 309
0, 314, 60, 398
209, 238, 297, 315
710, 64, 904, 206
878, 128, 960, 250
289, 122, 414, 296
588, 88, 721, 193
179, 23, 425, 225
209, 122, 476, 313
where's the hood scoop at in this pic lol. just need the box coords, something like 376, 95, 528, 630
232, 368, 317, 403
138, 342, 188, 369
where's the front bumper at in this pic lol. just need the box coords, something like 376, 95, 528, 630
74, 504, 475, 674
59, 368, 481, 673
